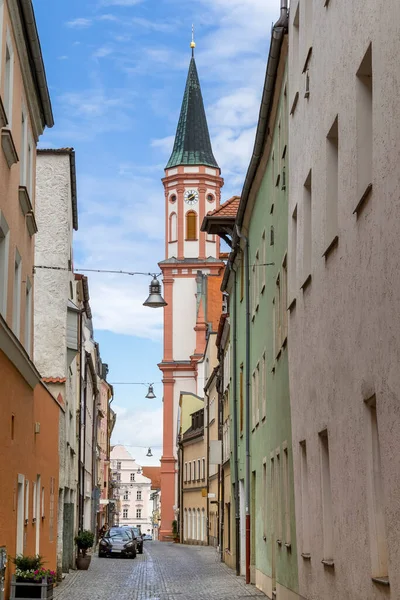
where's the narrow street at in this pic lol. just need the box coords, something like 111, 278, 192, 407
54, 542, 264, 600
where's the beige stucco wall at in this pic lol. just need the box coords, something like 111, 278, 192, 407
288, 1, 400, 598
0, 0, 43, 353
182, 434, 207, 544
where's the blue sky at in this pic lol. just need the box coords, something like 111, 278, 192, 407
34, 0, 277, 465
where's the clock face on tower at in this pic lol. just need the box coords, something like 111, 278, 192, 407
184, 189, 199, 205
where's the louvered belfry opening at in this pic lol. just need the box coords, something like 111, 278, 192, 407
186, 211, 197, 240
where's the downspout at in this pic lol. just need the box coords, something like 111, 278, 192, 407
77, 311, 83, 532
92, 382, 99, 537
230, 263, 241, 576
205, 389, 210, 546
219, 353, 224, 562
237, 227, 251, 585
178, 438, 183, 542
81, 358, 87, 532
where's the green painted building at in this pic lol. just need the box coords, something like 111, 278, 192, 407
218, 21, 300, 600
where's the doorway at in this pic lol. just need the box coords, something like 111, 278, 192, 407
239, 479, 245, 576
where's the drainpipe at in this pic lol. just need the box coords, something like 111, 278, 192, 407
237, 227, 251, 585
230, 263, 241, 576
218, 353, 224, 562
205, 389, 210, 546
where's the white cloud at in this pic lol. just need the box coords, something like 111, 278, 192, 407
58, 55, 68, 61
65, 18, 92, 28
92, 46, 114, 59
100, 0, 144, 5
111, 404, 162, 466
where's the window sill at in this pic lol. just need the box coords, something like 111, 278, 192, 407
19, 186, 33, 216
321, 559, 335, 568
185, 238, 198, 242
285, 543, 292, 550
302, 46, 313, 73
261, 283, 265, 295
372, 577, 389, 587
322, 235, 339, 260
324, 0, 330, 6
290, 92, 299, 116
0, 97, 7, 128
169, 239, 178, 244
301, 553, 311, 560
353, 183, 372, 217
300, 273, 312, 292
1, 128, 19, 168
276, 539, 282, 546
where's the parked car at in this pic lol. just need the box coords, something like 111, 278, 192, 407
131, 527, 144, 554
99, 527, 137, 558
143, 534, 153, 541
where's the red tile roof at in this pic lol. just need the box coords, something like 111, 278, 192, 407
43, 377, 67, 384
206, 195, 240, 218
142, 466, 161, 489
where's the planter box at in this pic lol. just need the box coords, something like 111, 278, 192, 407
10, 576, 53, 600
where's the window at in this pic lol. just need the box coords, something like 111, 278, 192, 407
240, 256, 244, 301
356, 44, 373, 211
170, 194, 177, 203
365, 397, 389, 579
197, 459, 200, 481
193, 460, 196, 481
20, 112, 27, 186
27, 136, 33, 197
169, 212, 177, 242
136, 509, 142, 519
49, 478, 55, 541
11, 414, 14, 440
24, 277, 32, 353
116, 472, 121, 482
41, 487, 45, 519
186, 211, 197, 240
319, 430, 334, 561
184, 462, 188, 483
12, 249, 22, 337
4, 39, 13, 124
300, 441, 310, 555
292, 2, 300, 92
189, 462, 192, 482
281, 257, 288, 341
262, 231, 266, 291
25, 480, 29, 523
283, 447, 290, 545
137, 491, 142, 501
261, 352, 267, 419
117, 461, 121, 470
326, 117, 339, 245
123, 508, 128, 519
290, 206, 297, 301
276, 452, 282, 542
262, 461, 267, 540
274, 275, 281, 355
0, 212, 9, 316
123, 491, 129, 500
32, 481, 37, 522
202, 458, 205, 480
239, 364, 244, 434
130, 473, 135, 482
226, 503, 231, 550
303, 170, 312, 281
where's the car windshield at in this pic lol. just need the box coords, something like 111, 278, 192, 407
106, 528, 130, 541
132, 528, 140, 536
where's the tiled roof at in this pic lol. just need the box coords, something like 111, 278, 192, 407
166, 57, 218, 169
206, 196, 240, 218
142, 467, 161, 490
43, 377, 66, 384
37, 148, 74, 154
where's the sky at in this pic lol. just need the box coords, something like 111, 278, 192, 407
34, 0, 278, 466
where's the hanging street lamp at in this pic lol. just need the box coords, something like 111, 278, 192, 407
145, 384, 156, 399
143, 276, 167, 308
146, 448, 153, 457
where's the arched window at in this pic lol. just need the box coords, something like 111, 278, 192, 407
186, 211, 197, 241
192, 509, 197, 541
201, 509, 206, 542
169, 212, 177, 242
184, 509, 188, 541
197, 509, 201, 542
188, 509, 192, 540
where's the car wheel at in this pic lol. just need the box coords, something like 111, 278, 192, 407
131, 549, 137, 559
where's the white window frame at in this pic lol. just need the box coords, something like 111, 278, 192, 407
20, 109, 27, 186
0, 211, 10, 317
123, 508, 128, 519
24, 276, 32, 353
12, 249, 22, 337
24, 480, 29, 523
130, 472, 135, 482
137, 490, 142, 501
4, 29, 14, 126
136, 509, 142, 519
41, 486, 45, 519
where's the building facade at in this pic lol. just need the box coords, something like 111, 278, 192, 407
288, 0, 400, 598
158, 42, 225, 540
110, 445, 152, 533
34, 148, 79, 576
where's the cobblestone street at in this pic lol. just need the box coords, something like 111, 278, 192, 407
54, 542, 265, 600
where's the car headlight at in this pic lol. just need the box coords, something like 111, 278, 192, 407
100, 540, 108, 546
125, 541, 134, 548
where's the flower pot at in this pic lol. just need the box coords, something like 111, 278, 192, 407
76, 555, 91, 570
11, 577, 53, 599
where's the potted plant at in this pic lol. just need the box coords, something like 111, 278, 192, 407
10, 555, 55, 599
172, 520, 179, 543
75, 530, 95, 570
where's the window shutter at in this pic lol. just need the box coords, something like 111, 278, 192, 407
186, 211, 197, 240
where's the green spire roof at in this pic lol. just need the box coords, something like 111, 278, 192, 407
166, 57, 219, 170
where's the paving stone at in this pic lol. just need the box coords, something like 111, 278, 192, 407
54, 541, 265, 600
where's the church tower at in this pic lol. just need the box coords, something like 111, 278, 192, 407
158, 37, 225, 540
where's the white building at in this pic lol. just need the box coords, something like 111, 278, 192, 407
34, 149, 79, 576
110, 445, 152, 533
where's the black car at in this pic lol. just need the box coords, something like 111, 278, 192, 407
99, 527, 137, 558
131, 527, 144, 554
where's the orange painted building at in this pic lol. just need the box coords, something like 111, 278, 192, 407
0, 1, 55, 596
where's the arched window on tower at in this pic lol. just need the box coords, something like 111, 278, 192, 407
186, 211, 197, 241
169, 212, 177, 242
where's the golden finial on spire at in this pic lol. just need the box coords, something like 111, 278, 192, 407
190, 24, 196, 55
